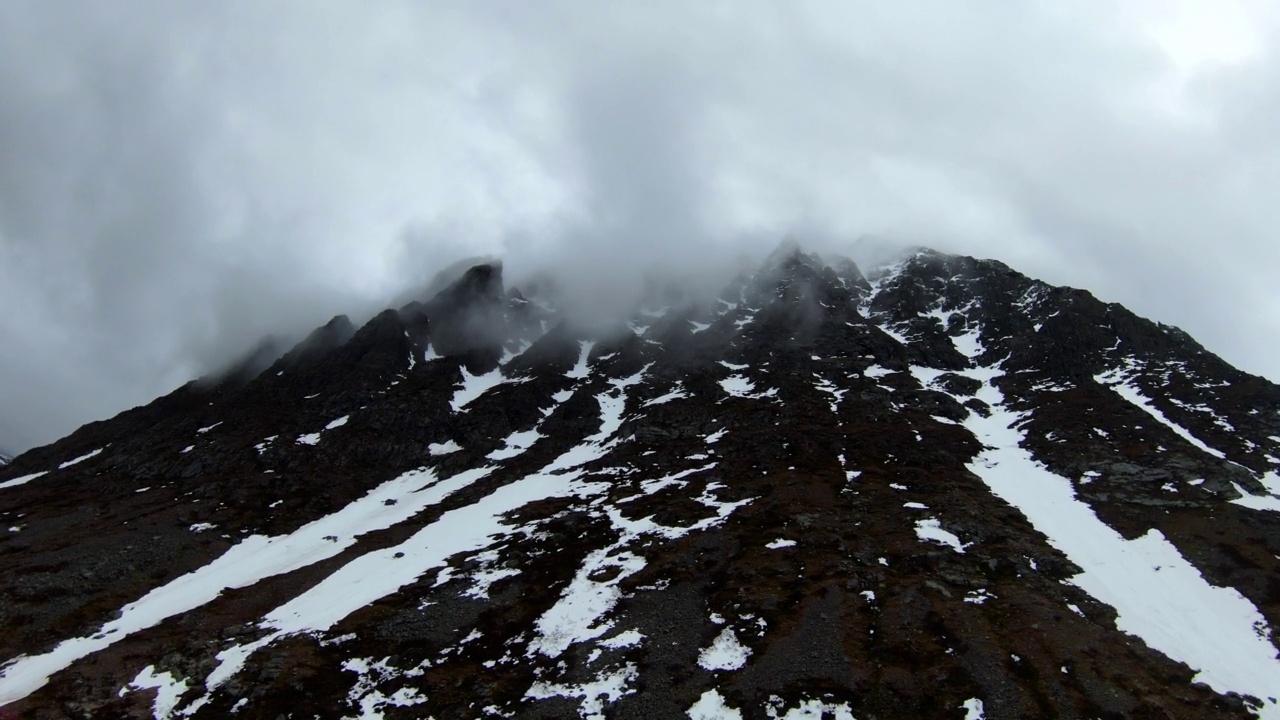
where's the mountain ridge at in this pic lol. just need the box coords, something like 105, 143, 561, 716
1, 244, 1278, 719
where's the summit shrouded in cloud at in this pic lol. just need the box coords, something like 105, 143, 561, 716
2, 1, 1280, 451
2, 244, 1279, 717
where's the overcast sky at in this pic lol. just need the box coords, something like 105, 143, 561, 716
2, 1, 1279, 453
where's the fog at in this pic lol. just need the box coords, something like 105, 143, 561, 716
2, 1, 1279, 452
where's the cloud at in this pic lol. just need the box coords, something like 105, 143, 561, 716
1, 0, 1279, 452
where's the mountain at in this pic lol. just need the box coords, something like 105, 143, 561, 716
1, 245, 1279, 720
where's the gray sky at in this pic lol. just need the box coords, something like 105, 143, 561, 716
2, 0, 1279, 453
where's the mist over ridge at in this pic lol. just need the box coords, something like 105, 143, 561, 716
3, 2, 1280, 452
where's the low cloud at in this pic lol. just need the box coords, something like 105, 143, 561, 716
2, 1, 1279, 452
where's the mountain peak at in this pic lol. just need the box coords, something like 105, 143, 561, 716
2, 242, 1279, 718
850, 234, 926, 276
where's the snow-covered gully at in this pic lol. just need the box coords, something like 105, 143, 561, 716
947, 331, 1280, 716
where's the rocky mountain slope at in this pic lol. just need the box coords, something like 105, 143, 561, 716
1, 245, 1279, 719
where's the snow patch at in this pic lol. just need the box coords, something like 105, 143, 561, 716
592, 390, 628, 442
58, 448, 103, 469
0, 471, 47, 491
462, 556, 519, 600
697, 629, 751, 671
608, 482, 753, 541
687, 689, 743, 720
528, 546, 647, 658
487, 429, 542, 461
720, 375, 755, 397
195, 466, 594, 695
909, 366, 947, 387
1229, 482, 1280, 513
719, 376, 777, 400
766, 539, 796, 549
962, 362, 1280, 710
1095, 368, 1226, 459
428, 440, 463, 456
765, 697, 856, 720
965, 589, 995, 605
129, 665, 188, 720
626, 462, 718, 498
863, 365, 894, 379
526, 664, 636, 720
198, 389, 645, 694
0, 466, 494, 705
499, 340, 533, 366
452, 366, 508, 412
915, 518, 969, 553
644, 385, 689, 407
342, 657, 428, 719
600, 630, 644, 649
877, 323, 910, 345
566, 341, 596, 380
952, 328, 983, 359
813, 375, 847, 415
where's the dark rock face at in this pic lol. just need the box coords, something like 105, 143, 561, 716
2, 246, 1279, 719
